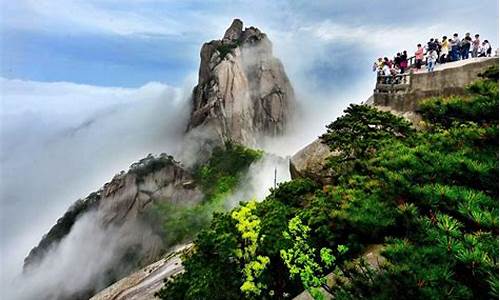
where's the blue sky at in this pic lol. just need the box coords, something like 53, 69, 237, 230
1, 0, 498, 87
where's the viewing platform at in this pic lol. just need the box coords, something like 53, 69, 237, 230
372, 57, 498, 112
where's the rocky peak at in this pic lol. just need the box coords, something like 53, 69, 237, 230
188, 19, 296, 147
223, 18, 243, 41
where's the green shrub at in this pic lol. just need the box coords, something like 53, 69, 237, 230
320, 104, 414, 160
419, 71, 499, 128
149, 142, 263, 250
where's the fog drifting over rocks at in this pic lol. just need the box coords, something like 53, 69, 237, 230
0, 74, 294, 299
6, 211, 160, 300
0, 77, 194, 295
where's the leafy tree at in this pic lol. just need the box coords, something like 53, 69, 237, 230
155, 213, 242, 300
232, 200, 270, 297
320, 104, 414, 160
280, 216, 347, 300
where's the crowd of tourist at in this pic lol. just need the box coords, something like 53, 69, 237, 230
374, 32, 494, 83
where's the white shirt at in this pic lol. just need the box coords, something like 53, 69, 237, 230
427, 51, 438, 63
382, 65, 391, 76
478, 45, 485, 55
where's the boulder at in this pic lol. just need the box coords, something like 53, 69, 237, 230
90, 244, 193, 300
359, 244, 386, 271
289, 139, 336, 184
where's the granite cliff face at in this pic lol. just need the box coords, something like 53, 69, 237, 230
188, 19, 295, 146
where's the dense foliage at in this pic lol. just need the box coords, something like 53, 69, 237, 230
320, 104, 415, 160
150, 141, 263, 247
157, 67, 498, 299
280, 216, 347, 299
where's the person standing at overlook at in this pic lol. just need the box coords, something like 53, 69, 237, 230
450, 33, 460, 61
373, 57, 383, 74
434, 37, 442, 59
427, 50, 438, 72
394, 53, 402, 72
400, 51, 408, 74
426, 38, 437, 52
461, 33, 472, 59
382, 62, 391, 83
440, 36, 449, 63
472, 34, 481, 57
480, 40, 492, 57
415, 44, 424, 70
485, 40, 492, 57
383, 57, 392, 68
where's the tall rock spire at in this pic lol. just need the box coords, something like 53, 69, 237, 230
223, 18, 243, 41
187, 19, 296, 146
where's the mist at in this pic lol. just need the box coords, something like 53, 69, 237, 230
0, 76, 196, 295
225, 154, 291, 209
5, 210, 162, 300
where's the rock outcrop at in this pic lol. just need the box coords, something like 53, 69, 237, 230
90, 244, 193, 300
23, 154, 202, 299
289, 139, 336, 185
187, 19, 296, 146
293, 59, 499, 185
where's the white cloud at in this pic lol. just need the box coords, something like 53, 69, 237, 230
302, 19, 498, 58
0, 77, 193, 294
2, 0, 186, 37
